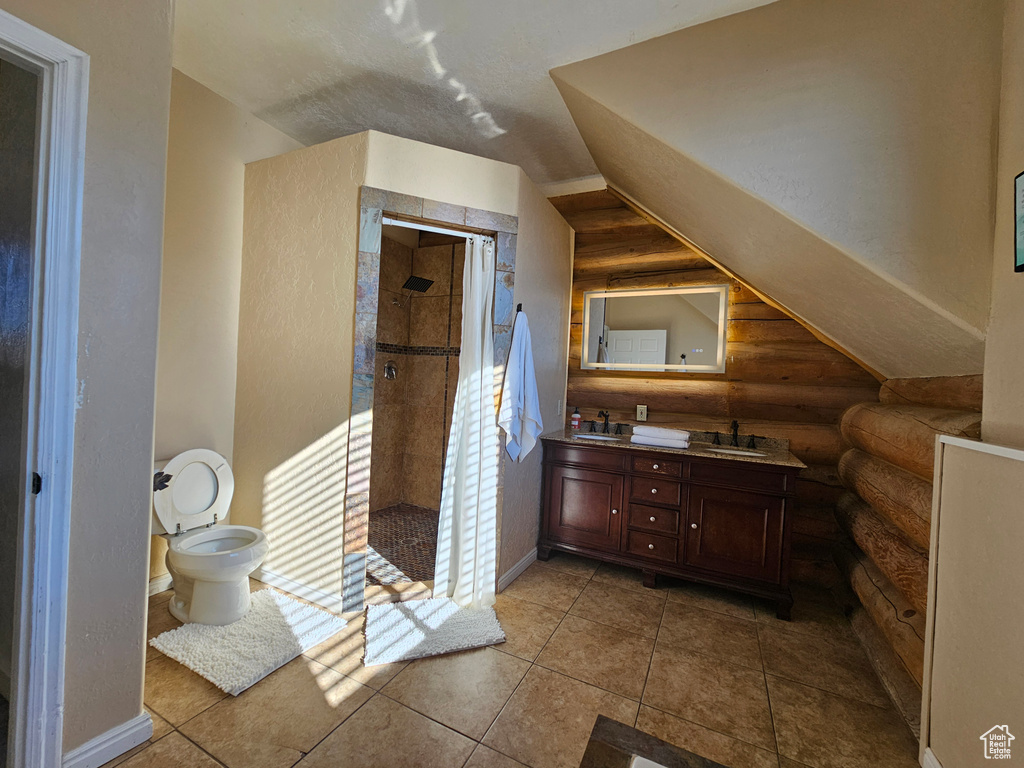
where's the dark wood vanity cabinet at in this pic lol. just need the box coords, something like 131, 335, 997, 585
539, 439, 799, 619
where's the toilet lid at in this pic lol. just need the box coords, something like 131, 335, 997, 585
153, 449, 234, 534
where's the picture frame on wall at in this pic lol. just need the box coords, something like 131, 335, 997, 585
1016, 170, 1024, 272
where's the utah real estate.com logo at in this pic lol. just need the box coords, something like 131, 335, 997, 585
980, 725, 1015, 760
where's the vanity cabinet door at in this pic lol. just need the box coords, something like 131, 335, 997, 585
683, 485, 785, 583
545, 466, 624, 551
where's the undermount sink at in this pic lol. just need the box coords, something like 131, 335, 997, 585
706, 447, 767, 457
573, 434, 621, 442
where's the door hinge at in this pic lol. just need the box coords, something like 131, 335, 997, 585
31, 472, 42, 495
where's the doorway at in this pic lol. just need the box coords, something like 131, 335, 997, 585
365, 222, 466, 592
0, 55, 40, 768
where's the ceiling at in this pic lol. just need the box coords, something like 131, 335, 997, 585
172, 0, 775, 185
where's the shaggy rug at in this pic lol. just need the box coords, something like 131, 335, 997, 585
150, 589, 346, 695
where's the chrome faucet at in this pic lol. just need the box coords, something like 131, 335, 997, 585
730, 420, 740, 447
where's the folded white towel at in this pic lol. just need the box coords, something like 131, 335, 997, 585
630, 435, 689, 450
633, 426, 691, 441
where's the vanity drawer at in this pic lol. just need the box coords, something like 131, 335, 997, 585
546, 444, 627, 472
624, 530, 679, 564
629, 477, 682, 507
689, 460, 789, 494
631, 456, 683, 478
628, 504, 680, 536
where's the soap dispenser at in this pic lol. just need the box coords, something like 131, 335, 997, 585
570, 407, 582, 430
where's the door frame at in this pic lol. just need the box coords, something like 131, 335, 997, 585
0, 9, 88, 767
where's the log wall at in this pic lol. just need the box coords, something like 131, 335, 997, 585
553, 189, 881, 587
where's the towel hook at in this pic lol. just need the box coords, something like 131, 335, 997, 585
516, 303, 522, 313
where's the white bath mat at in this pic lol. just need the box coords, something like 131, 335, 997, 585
150, 589, 346, 695
363, 597, 505, 666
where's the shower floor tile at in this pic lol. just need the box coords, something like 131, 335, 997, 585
366, 503, 439, 586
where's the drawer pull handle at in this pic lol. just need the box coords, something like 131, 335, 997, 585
649, 516, 656, 522
651, 488, 657, 494
611, 509, 618, 515
691, 523, 698, 529
653, 464, 659, 469
648, 544, 655, 550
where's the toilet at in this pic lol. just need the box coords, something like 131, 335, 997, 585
152, 449, 269, 625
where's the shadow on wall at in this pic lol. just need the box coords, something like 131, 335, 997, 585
259, 410, 372, 591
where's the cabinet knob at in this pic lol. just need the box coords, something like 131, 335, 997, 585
691, 523, 698, 529
649, 516, 656, 522
611, 509, 618, 515
651, 488, 657, 494
648, 544, 655, 550
653, 464, 659, 469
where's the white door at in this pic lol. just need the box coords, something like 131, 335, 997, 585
605, 330, 667, 367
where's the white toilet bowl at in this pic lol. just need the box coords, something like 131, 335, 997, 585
153, 449, 269, 626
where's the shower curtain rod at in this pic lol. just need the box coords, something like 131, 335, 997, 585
382, 216, 493, 242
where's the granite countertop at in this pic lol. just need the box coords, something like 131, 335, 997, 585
541, 428, 806, 470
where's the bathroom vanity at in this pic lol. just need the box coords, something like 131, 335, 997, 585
538, 431, 805, 619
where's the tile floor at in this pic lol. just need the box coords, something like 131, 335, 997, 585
365, 503, 439, 586
110, 553, 918, 768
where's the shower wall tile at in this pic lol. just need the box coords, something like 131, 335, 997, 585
452, 244, 466, 296
404, 452, 442, 510
406, 356, 447, 408
406, 406, 445, 457
493, 270, 516, 328
373, 354, 406, 405
381, 236, 413, 293
353, 312, 378, 374
381, 191, 423, 218
466, 206, 518, 234
351, 373, 375, 414
360, 186, 389, 210
409, 296, 450, 346
356, 251, 381, 315
493, 324, 514, 371
496, 232, 517, 272
422, 198, 467, 226
449, 297, 463, 348
359, 207, 382, 253
376, 291, 410, 346
412, 245, 454, 297
370, 403, 404, 512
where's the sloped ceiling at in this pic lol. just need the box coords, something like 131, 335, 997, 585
552, 0, 1003, 378
172, 0, 776, 185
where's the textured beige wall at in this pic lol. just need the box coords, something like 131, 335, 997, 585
234, 134, 368, 597
553, 0, 1002, 377
499, 170, 574, 575
0, 0, 172, 751
983, 0, 1024, 448
150, 71, 301, 581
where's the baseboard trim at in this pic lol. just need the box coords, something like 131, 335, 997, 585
63, 712, 152, 768
921, 747, 942, 768
148, 573, 173, 596
498, 548, 537, 592
255, 568, 346, 613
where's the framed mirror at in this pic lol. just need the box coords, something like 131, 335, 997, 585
581, 285, 729, 373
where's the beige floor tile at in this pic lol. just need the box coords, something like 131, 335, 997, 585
500, 562, 589, 611
179, 656, 373, 768
536, 615, 654, 700
591, 562, 648, 593
146, 706, 173, 741
755, 598, 853, 643
569, 580, 666, 639
303, 612, 408, 689
665, 580, 756, 621
636, 706, 779, 768
779, 760, 814, 768
298, 693, 475, 768
658, 602, 762, 670
483, 666, 639, 768
767, 676, 918, 768
493, 593, 565, 661
119, 733, 220, 767
381, 646, 530, 739
144, 654, 227, 727
758, 622, 889, 707
465, 744, 529, 767
643, 644, 775, 751
537, 552, 601, 579
146, 595, 182, 663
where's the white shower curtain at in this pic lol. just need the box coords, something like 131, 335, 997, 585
433, 234, 500, 609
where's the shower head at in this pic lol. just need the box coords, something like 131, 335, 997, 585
401, 275, 434, 293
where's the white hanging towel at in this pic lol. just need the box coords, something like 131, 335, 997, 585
498, 311, 544, 462
633, 426, 692, 441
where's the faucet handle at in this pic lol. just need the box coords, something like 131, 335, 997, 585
711, 432, 721, 445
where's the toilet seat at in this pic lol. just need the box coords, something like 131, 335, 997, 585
153, 448, 234, 535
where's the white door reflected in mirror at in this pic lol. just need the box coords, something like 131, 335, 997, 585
581, 285, 729, 373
